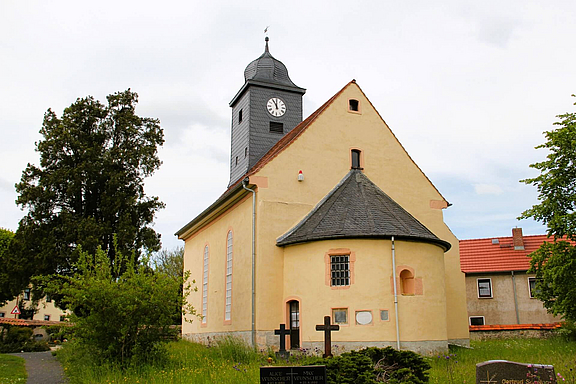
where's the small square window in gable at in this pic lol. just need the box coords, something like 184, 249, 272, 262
348, 99, 361, 113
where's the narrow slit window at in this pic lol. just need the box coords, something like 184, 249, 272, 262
270, 122, 284, 133
235, 156, 238, 166
244, 147, 248, 158
239, 109, 243, 123
351, 149, 361, 169
349, 99, 359, 112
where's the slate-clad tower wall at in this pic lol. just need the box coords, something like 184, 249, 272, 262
228, 38, 305, 186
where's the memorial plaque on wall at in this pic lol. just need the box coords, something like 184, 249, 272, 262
476, 360, 556, 384
260, 365, 326, 384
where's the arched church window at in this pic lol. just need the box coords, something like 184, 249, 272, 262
400, 269, 415, 295
225, 231, 233, 321
202, 245, 209, 324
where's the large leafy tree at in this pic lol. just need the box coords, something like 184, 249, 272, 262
0, 228, 16, 303
520, 94, 576, 321
8, 90, 165, 298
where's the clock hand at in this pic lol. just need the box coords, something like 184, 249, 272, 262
274, 99, 278, 109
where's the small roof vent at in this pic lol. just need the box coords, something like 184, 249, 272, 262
492, 239, 499, 245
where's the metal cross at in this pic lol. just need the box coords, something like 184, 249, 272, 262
479, 371, 497, 384
315, 315, 340, 357
274, 323, 290, 352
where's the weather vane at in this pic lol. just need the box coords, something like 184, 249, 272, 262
264, 26, 270, 37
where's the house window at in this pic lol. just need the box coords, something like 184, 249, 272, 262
355, 310, 373, 325
202, 245, 209, 323
332, 308, 348, 324
351, 149, 361, 169
469, 316, 485, 326
477, 278, 492, 298
528, 277, 538, 298
270, 122, 284, 133
239, 109, 243, 123
349, 99, 360, 112
380, 310, 389, 321
0, 312, 5, 318
331, 255, 350, 286
225, 231, 233, 321
400, 270, 415, 295
44, 315, 50, 321
23, 289, 31, 301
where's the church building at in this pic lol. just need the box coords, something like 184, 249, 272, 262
176, 38, 469, 353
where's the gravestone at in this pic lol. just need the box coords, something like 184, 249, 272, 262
476, 360, 556, 384
260, 365, 326, 384
274, 323, 291, 359
315, 315, 339, 357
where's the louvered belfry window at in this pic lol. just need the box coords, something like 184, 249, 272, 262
331, 255, 350, 286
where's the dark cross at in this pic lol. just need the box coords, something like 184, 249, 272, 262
274, 323, 290, 352
315, 315, 340, 357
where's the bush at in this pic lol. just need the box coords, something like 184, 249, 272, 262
307, 347, 430, 384
42, 245, 197, 367
0, 325, 50, 353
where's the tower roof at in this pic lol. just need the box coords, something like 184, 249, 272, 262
243, 37, 299, 87
277, 169, 451, 251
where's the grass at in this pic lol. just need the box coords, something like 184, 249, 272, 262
428, 338, 576, 383
0, 354, 27, 384
55, 336, 576, 384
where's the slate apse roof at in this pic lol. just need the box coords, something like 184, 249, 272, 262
276, 169, 451, 251
460, 234, 575, 273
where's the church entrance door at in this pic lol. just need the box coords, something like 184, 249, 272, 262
288, 300, 300, 349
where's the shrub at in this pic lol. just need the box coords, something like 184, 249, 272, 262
308, 347, 430, 384
42, 245, 197, 367
0, 325, 50, 353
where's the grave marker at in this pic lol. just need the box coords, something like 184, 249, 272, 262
274, 323, 291, 359
260, 365, 326, 384
315, 315, 339, 357
476, 360, 556, 384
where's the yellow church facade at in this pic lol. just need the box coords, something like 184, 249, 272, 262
177, 40, 469, 353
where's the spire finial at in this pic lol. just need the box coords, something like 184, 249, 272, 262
264, 26, 270, 52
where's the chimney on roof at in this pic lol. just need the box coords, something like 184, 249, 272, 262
512, 227, 524, 250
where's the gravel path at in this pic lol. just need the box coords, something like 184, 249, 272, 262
8, 351, 68, 384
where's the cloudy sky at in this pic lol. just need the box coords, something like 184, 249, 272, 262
1, 1, 575, 251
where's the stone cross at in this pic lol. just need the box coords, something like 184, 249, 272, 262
274, 323, 290, 352
315, 315, 340, 357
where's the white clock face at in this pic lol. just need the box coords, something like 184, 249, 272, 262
267, 97, 286, 117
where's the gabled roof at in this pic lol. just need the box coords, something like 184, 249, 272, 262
460, 233, 575, 273
276, 169, 451, 251
176, 79, 448, 239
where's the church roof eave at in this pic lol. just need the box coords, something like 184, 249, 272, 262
277, 234, 451, 252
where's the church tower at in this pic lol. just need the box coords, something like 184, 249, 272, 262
228, 37, 306, 186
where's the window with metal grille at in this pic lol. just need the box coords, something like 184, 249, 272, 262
270, 122, 284, 133
331, 255, 350, 286
225, 231, 233, 321
202, 245, 209, 323
469, 316, 485, 326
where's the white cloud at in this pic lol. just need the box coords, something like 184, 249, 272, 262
474, 183, 504, 195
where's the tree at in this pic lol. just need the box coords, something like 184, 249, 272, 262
42, 245, 196, 366
0, 228, 16, 303
8, 90, 164, 298
520, 94, 576, 322
153, 246, 185, 324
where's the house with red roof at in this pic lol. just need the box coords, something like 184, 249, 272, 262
460, 227, 562, 328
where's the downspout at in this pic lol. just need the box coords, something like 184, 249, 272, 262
391, 236, 401, 350
242, 178, 256, 348
511, 271, 520, 324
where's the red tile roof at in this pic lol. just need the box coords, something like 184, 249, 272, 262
460, 232, 575, 273
469, 323, 562, 332
0, 318, 69, 327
